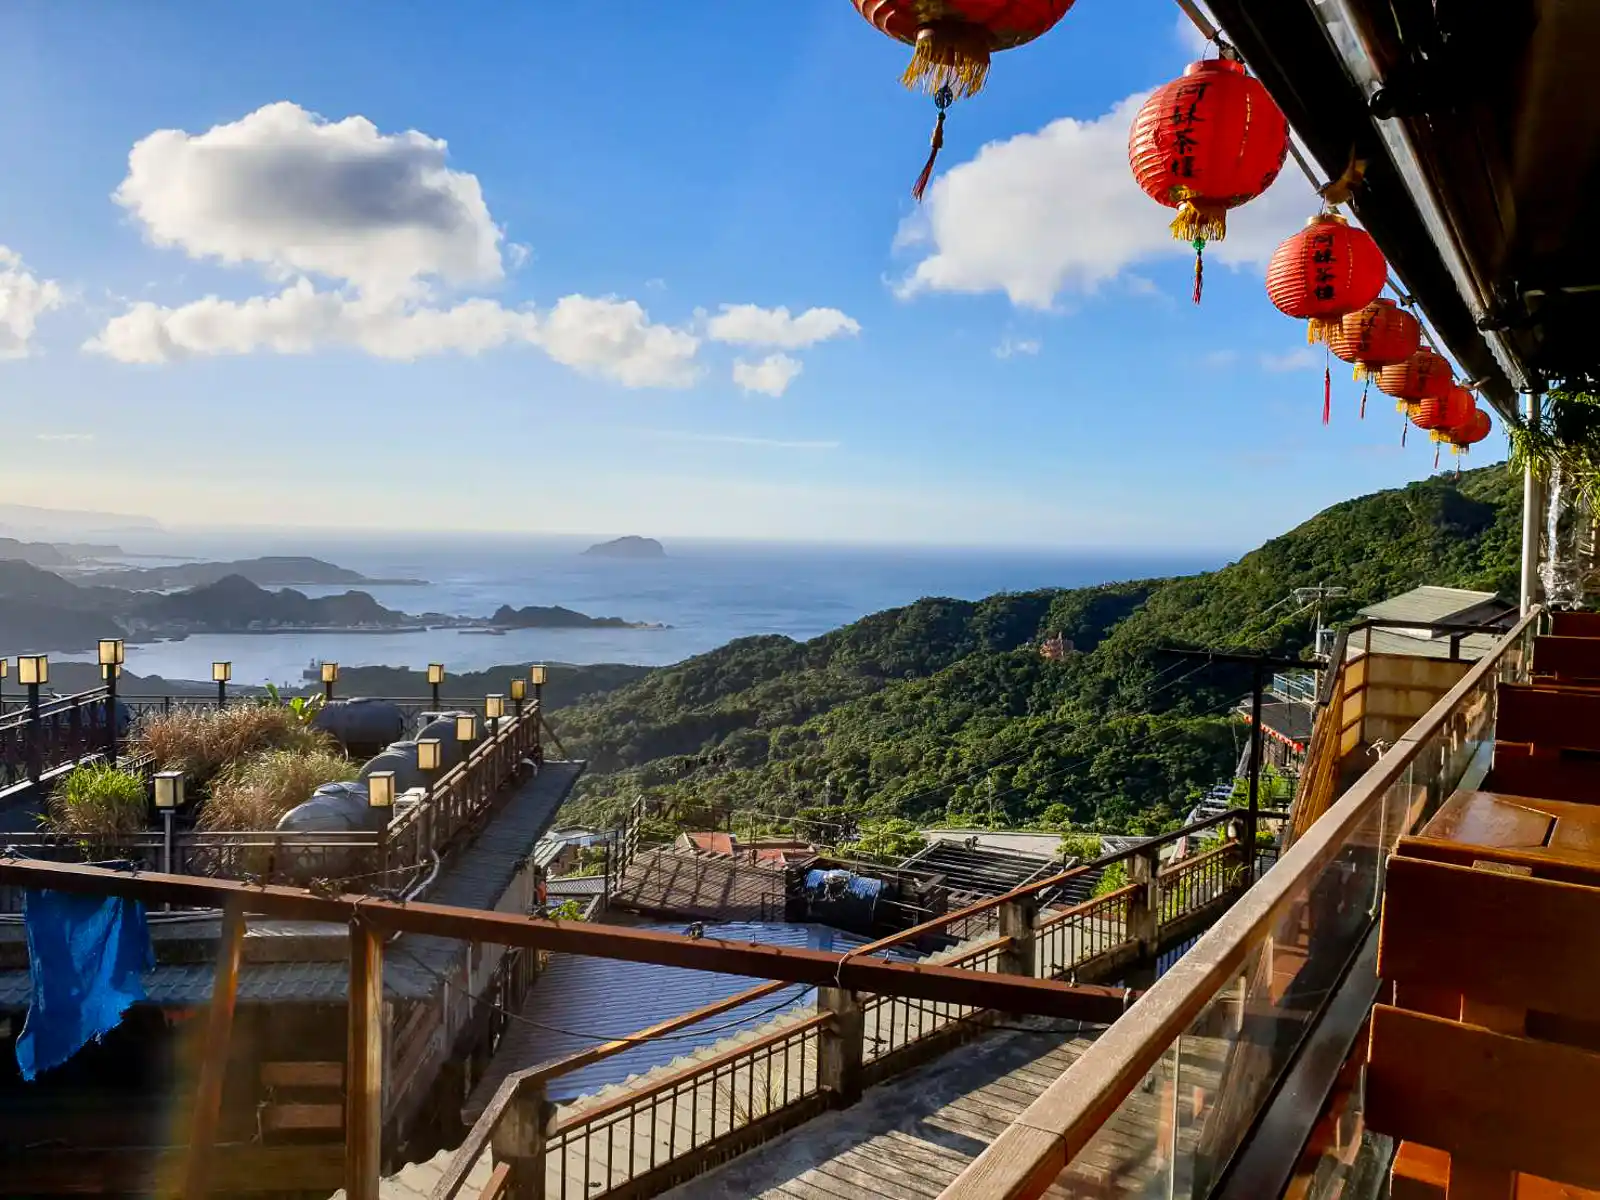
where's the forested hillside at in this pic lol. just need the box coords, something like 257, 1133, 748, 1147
552, 466, 1522, 835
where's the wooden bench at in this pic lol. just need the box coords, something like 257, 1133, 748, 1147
1486, 683, 1600, 804
1372, 855, 1600, 1195
1550, 611, 1600, 639
1532, 635, 1600, 683
258, 1061, 344, 1137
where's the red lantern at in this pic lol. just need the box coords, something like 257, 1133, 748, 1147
1411, 385, 1475, 433
1376, 349, 1452, 404
1265, 214, 1388, 344
1327, 299, 1421, 380
1129, 57, 1290, 302
855, 1, 1078, 200
1443, 407, 1492, 451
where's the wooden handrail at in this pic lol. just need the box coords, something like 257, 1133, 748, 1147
1035, 883, 1142, 932
937, 605, 1542, 1200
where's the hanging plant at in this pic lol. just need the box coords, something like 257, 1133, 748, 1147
1507, 378, 1600, 508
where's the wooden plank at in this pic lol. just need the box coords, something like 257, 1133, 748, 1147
260, 1060, 344, 1089
1366, 1005, 1600, 1190
1398, 834, 1600, 889
260, 1103, 345, 1132
1380, 856, 1600, 1020
346, 922, 384, 1200
1497, 684, 1600, 752
10, 1145, 346, 1195
476, 1161, 511, 1200
181, 902, 247, 1200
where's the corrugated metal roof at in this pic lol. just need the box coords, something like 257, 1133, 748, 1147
1349, 628, 1501, 661
612, 846, 786, 922
1358, 585, 1504, 624
465, 921, 901, 1112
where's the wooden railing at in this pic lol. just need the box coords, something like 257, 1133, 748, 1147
387, 703, 542, 870
438, 819, 1255, 1200
939, 606, 1543, 1200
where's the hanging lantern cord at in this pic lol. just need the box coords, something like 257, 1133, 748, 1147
912, 85, 955, 203
1191, 238, 1206, 305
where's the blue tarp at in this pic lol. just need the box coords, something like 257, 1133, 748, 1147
802, 868, 883, 904
16, 890, 154, 1080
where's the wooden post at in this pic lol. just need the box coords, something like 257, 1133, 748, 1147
345, 921, 384, 1200
997, 895, 1038, 979
491, 1073, 550, 1200
817, 986, 865, 1106
181, 902, 247, 1200
1128, 847, 1160, 958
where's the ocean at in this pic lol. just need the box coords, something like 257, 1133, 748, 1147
56, 533, 1227, 688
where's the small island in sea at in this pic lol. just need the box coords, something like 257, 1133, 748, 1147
583, 536, 665, 559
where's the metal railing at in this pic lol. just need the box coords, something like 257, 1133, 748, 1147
437, 814, 1260, 1200
939, 606, 1541, 1200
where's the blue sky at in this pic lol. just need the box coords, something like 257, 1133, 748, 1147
0, 0, 1501, 548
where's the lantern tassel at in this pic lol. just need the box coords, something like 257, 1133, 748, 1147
1433, 444, 1441, 471
1402, 419, 1408, 447
911, 110, 945, 202
901, 23, 991, 98
1170, 202, 1228, 243
1307, 317, 1340, 346
1191, 239, 1204, 305
1322, 362, 1331, 426
1360, 377, 1369, 420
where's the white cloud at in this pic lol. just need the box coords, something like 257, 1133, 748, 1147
35, 432, 94, 443
732, 353, 803, 397
994, 335, 1041, 359
1260, 347, 1320, 372
114, 102, 502, 300
0, 247, 65, 359
897, 91, 1315, 309
1174, 9, 1214, 56
1203, 348, 1241, 368
84, 281, 700, 387
707, 304, 860, 349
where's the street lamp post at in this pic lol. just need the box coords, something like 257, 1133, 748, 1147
368, 770, 395, 883
485, 694, 505, 736
427, 664, 445, 712
455, 712, 478, 761
154, 770, 184, 878
0, 656, 7, 717
509, 678, 526, 719
213, 661, 231, 710
99, 639, 124, 764
529, 664, 547, 709
18, 655, 46, 783
321, 662, 339, 703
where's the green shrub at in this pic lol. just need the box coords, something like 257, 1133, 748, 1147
200, 747, 357, 832
1092, 861, 1130, 897
844, 817, 926, 864
45, 765, 148, 839
1058, 832, 1103, 862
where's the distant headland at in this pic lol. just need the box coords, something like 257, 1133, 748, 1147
583, 536, 666, 559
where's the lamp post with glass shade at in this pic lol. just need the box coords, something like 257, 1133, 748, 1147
0, 656, 7, 717
427, 663, 445, 712
18, 655, 46, 783
321, 662, 339, 703
368, 770, 395, 883
509, 678, 526, 719
99, 639, 124, 763
416, 738, 442, 853
485, 694, 505, 737
455, 712, 478, 762
213, 661, 231, 710
154, 770, 184, 878
530, 664, 547, 708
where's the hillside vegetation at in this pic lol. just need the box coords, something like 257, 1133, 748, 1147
552, 466, 1522, 834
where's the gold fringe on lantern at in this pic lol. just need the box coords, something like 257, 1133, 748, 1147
1353, 361, 1373, 381
902, 22, 992, 99
1169, 201, 1229, 244
1307, 317, 1341, 346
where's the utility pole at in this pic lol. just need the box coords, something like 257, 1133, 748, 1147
1291, 586, 1348, 660
1161, 647, 1310, 883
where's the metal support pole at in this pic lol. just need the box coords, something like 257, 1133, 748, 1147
324, 680, 335, 703
163, 809, 175, 876
105, 670, 118, 765
431, 681, 441, 711
217, 680, 227, 711
1522, 389, 1544, 615
1246, 659, 1264, 883
26, 682, 41, 784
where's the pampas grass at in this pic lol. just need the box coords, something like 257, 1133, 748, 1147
131, 705, 332, 786
200, 747, 357, 832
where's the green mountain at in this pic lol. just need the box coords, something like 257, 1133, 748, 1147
551, 466, 1523, 835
